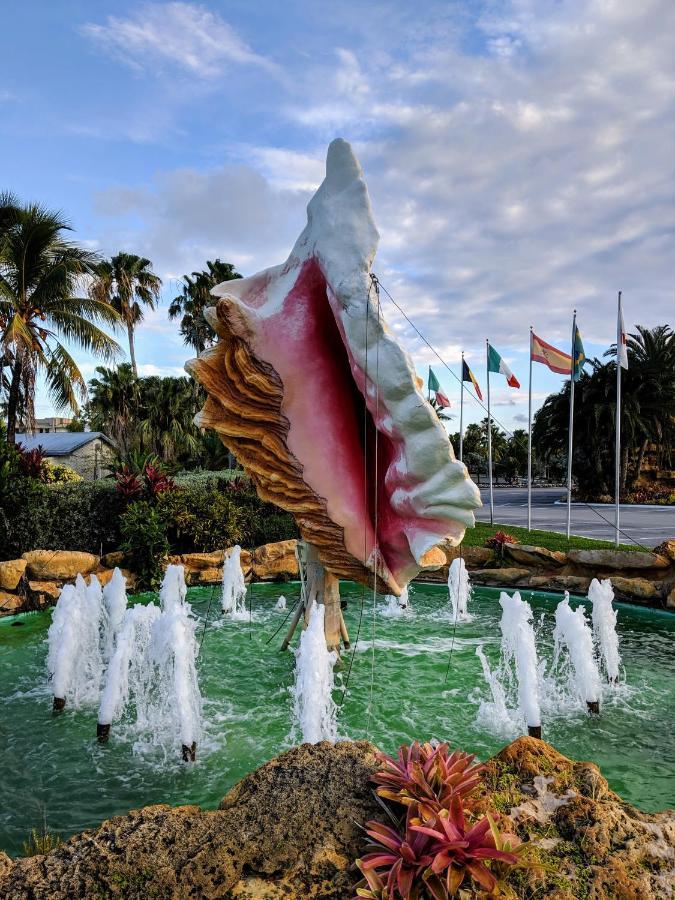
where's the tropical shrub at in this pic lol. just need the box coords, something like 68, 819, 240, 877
158, 485, 246, 553
0, 468, 296, 562
484, 531, 519, 558
354, 742, 525, 899
42, 461, 82, 484
119, 500, 169, 590
16, 444, 47, 479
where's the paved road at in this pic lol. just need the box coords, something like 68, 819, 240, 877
474, 487, 675, 547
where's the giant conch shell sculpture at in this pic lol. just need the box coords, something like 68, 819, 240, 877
187, 139, 481, 595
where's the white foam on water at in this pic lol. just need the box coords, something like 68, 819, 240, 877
276, 595, 287, 611
499, 591, 541, 728
221, 546, 248, 618
553, 592, 602, 708
588, 578, 621, 683
381, 586, 411, 617
475, 645, 518, 739
102, 568, 128, 662
98, 566, 203, 756
448, 558, 473, 622
47, 577, 105, 707
291, 602, 338, 744
98, 603, 161, 726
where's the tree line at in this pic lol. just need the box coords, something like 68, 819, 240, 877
0, 194, 239, 458
2, 195, 673, 495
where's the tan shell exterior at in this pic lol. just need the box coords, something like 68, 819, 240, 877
187, 297, 396, 593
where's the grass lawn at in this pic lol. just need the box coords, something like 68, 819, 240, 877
464, 521, 639, 553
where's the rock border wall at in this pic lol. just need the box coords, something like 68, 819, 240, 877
1, 538, 674, 617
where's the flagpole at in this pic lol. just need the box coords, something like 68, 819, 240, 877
486, 339, 494, 525
566, 310, 577, 540
615, 292, 622, 548
459, 352, 464, 462
527, 327, 533, 532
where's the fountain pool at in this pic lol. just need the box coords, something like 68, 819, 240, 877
0, 582, 673, 855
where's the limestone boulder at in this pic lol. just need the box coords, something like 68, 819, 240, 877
27, 580, 61, 601
0, 558, 27, 590
506, 544, 567, 568
193, 567, 224, 586
91, 568, 115, 587
667, 586, 675, 609
444, 544, 493, 567
0, 590, 23, 614
654, 539, 675, 563
528, 574, 592, 593
610, 576, 658, 602
251, 540, 299, 580
101, 550, 126, 569
567, 548, 669, 570
470, 567, 531, 585
22, 550, 99, 581
182, 550, 225, 570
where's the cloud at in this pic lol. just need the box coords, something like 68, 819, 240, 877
93, 161, 311, 283
80, 2, 277, 79
279, 0, 675, 354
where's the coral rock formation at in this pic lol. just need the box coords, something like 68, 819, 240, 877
1, 739, 673, 899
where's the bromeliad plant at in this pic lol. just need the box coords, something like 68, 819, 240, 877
354, 742, 524, 898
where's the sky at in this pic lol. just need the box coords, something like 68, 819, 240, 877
2, 0, 673, 434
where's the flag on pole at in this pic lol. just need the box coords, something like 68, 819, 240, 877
572, 326, 587, 381
487, 345, 520, 388
617, 301, 628, 369
427, 368, 451, 408
461, 359, 483, 400
531, 333, 572, 374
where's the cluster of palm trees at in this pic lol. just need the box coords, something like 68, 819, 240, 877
1, 193, 242, 453
533, 325, 675, 497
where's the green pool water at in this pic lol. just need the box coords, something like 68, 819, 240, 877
1, 582, 673, 857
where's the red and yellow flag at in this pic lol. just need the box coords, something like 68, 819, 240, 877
531, 332, 572, 375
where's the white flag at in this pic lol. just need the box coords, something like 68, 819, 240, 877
617, 297, 628, 369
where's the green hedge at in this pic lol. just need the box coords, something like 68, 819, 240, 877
0, 471, 297, 561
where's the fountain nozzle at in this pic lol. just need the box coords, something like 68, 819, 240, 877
586, 700, 600, 715
527, 725, 542, 739
182, 742, 197, 762
52, 697, 66, 714
97, 722, 111, 743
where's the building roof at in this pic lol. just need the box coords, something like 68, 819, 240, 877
14, 432, 116, 456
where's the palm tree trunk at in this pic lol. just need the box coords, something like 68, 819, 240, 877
127, 323, 138, 378
6, 357, 22, 444
629, 439, 648, 489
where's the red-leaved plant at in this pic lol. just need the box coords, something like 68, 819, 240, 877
115, 467, 144, 502
143, 464, 175, 497
115, 462, 175, 504
16, 443, 47, 479
354, 741, 524, 899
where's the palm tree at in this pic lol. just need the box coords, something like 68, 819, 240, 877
429, 396, 453, 422
90, 252, 162, 376
0, 196, 121, 443
169, 259, 241, 354
137, 375, 202, 463
87, 363, 140, 457
534, 326, 674, 498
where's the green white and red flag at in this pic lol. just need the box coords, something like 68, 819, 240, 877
427, 368, 451, 408
487, 345, 520, 388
